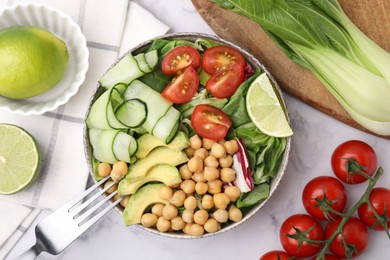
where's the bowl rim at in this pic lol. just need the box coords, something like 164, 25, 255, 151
0, 3, 89, 115
83, 32, 291, 239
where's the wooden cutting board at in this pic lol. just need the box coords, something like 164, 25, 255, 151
192, 0, 390, 139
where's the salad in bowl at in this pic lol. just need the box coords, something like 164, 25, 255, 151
84, 33, 292, 238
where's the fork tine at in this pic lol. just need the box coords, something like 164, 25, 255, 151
69, 179, 116, 217
64, 175, 111, 210
76, 189, 121, 225
78, 195, 123, 233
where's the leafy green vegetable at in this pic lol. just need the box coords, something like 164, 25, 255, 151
236, 183, 270, 208
214, 0, 390, 136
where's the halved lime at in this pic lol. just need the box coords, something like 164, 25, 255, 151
0, 124, 40, 194
246, 73, 293, 137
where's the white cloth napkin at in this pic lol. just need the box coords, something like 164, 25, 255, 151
0, 0, 169, 258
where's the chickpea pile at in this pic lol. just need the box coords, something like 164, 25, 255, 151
140, 135, 244, 236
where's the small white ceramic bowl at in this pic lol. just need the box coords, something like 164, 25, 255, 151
0, 3, 89, 115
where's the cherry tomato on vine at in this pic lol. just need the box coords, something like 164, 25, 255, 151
161, 66, 199, 104
161, 45, 201, 75
312, 254, 341, 260
302, 176, 347, 221
206, 63, 245, 99
331, 140, 377, 184
358, 187, 390, 231
260, 250, 294, 260
325, 217, 368, 259
201, 45, 245, 75
279, 214, 324, 258
190, 104, 232, 140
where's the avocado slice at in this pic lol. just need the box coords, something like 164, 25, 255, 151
125, 146, 188, 182
123, 183, 167, 226
135, 131, 189, 159
118, 164, 182, 196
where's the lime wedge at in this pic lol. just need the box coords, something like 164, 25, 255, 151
246, 73, 293, 137
0, 124, 40, 194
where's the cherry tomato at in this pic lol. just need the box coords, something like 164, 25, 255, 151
190, 104, 232, 141
302, 176, 347, 221
161, 45, 201, 75
280, 214, 324, 258
331, 140, 377, 184
202, 45, 245, 75
260, 250, 294, 260
325, 217, 368, 258
312, 254, 340, 260
206, 63, 244, 98
358, 187, 390, 231
161, 66, 199, 104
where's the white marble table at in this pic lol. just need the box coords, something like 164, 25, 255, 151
7, 1, 390, 259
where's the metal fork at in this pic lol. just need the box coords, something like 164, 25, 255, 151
16, 176, 122, 259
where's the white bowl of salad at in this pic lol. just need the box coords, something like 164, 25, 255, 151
84, 33, 292, 238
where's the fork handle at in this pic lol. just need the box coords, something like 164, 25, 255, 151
14, 245, 39, 260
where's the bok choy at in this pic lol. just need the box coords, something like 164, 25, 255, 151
214, 0, 390, 135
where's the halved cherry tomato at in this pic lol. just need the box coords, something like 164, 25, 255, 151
325, 217, 368, 258
206, 63, 244, 98
190, 104, 232, 140
161, 66, 199, 104
331, 140, 377, 184
202, 45, 245, 75
302, 176, 347, 221
279, 214, 324, 258
260, 250, 294, 260
161, 45, 201, 75
358, 187, 390, 231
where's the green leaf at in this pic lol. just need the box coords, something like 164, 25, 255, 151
236, 183, 270, 208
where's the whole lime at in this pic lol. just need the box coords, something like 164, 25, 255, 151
0, 26, 69, 99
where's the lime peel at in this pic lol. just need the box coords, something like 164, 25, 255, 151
246, 73, 293, 137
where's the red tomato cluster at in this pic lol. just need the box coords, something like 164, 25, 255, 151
161, 45, 247, 140
260, 140, 390, 260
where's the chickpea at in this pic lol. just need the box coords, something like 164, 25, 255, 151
212, 209, 229, 223
151, 203, 164, 217
219, 155, 233, 168
184, 146, 195, 157
201, 194, 214, 210
104, 180, 117, 194
171, 216, 185, 231
98, 162, 111, 178
184, 196, 198, 210
193, 209, 209, 225
141, 213, 158, 228
207, 179, 222, 194
189, 223, 204, 236
180, 179, 196, 194
158, 186, 173, 200
182, 209, 194, 223
204, 155, 219, 168
187, 156, 203, 173
203, 166, 220, 181
190, 135, 202, 150
113, 193, 121, 202
220, 168, 236, 183
179, 164, 192, 180
192, 171, 206, 183
170, 190, 186, 207
193, 148, 208, 160
213, 193, 231, 209
162, 203, 178, 220
224, 140, 239, 155
210, 143, 226, 159
224, 186, 241, 202
183, 223, 193, 235
217, 139, 226, 146
204, 218, 221, 233
110, 161, 128, 182
195, 182, 208, 195
228, 205, 243, 222
202, 138, 216, 150
120, 195, 130, 207
156, 216, 171, 232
